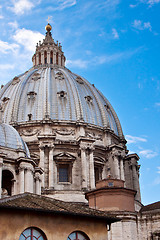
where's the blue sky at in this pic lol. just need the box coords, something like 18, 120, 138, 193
0, 0, 160, 205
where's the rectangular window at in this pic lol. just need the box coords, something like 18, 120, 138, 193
59, 164, 69, 182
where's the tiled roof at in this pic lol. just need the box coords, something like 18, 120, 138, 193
0, 193, 119, 223
141, 201, 160, 212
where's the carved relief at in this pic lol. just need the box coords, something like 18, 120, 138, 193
21, 128, 40, 136
85, 131, 103, 141
55, 128, 75, 136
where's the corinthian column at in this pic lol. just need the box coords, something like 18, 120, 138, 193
0, 159, 3, 198
19, 167, 25, 194
114, 155, 120, 179
39, 145, 45, 187
80, 144, 87, 189
120, 159, 125, 181
49, 144, 54, 189
89, 146, 95, 189
25, 165, 34, 193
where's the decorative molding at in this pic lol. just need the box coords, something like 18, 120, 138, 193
76, 76, 84, 84
57, 90, 67, 98
55, 128, 75, 136
85, 95, 93, 103
21, 129, 40, 136
55, 71, 65, 80
85, 131, 103, 141
27, 91, 37, 101
31, 73, 41, 81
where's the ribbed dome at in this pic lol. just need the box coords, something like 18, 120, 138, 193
0, 123, 30, 157
0, 66, 123, 137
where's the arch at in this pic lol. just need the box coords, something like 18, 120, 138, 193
19, 227, 47, 240
67, 231, 90, 240
2, 170, 14, 196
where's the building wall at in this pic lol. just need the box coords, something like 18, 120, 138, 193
0, 209, 109, 240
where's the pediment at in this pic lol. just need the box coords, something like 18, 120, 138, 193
54, 152, 76, 161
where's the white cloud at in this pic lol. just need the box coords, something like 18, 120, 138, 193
13, 28, 44, 53
139, 149, 158, 158
132, 20, 152, 31
0, 40, 19, 54
157, 167, 160, 174
9, 0, 35, 15
126, 135, 147, 144
112, 28, 119, 39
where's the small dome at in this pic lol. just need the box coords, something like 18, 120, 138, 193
0, 123, 30, 157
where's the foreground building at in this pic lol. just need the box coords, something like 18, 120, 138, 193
0, 23, 159, 240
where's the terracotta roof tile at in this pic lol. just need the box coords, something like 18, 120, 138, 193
141, 201, 160, 212
0, 193, 119, 223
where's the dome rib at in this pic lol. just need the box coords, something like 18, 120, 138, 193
0, 66, 124, 138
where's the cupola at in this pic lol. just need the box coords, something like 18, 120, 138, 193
32, 23, 66, 67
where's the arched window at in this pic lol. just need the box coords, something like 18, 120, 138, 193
2, 170, 14, 196
19, 227, 47, 240
67, 231, 90, 240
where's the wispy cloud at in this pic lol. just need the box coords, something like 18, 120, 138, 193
147, 0, 160, 6
0, 5, 3, 19
47, 0, 76, 11
8, 0, 39, 15
126, 135, 147, 144
155, 102, 160, 107
157, 167, 160, 174
0, 40, 19, 54
139, 149, 158, 158
132, 20, 152, 31
8, 21, 18, 29
112, 28, 119, 39
66, 48, 141, 69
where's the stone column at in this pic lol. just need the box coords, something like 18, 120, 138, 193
0, 159, 3, 198
89, 146, 95, 189
11, 179, 16, 195
47, 51, 50, 64
132, 159, 141, 201
53, 53, 56, 64
58, 53, 61, 66
80, 144, 87, 189
25, 165, 34, 193
114, 155, 120, 179
35, 172, 41, 195
36, 54, 39, 66
62, 55, 65, 67
39, 145, 45, 187
49, 145, 54, 189
41, 52, 44, 64
120, 159, 125, 181
19, 167, 25, 194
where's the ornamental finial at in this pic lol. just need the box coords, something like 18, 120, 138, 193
45, 16, 52, 32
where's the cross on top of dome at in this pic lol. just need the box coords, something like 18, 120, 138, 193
32, 23, 66, 67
